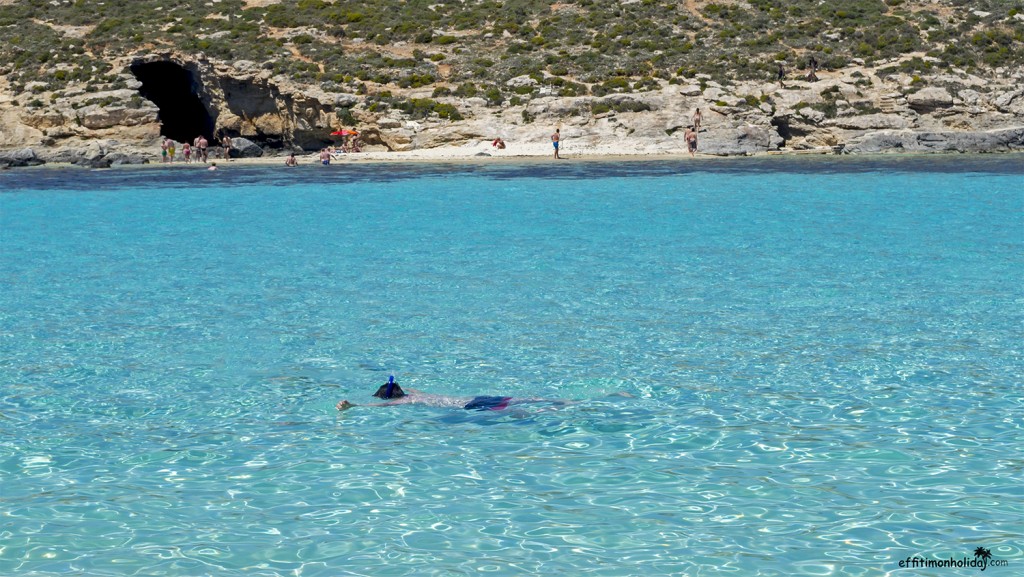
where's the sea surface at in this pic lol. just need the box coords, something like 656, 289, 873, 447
1, 156, 1022, 576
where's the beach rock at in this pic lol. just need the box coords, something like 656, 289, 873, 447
378, 129, 414, 151
105, 152, 150, 165
844, 127, 1024, 154
230, 137, 264, 158
699, 125, 783, 155
77, 156, 113, 169
0, 148, 44, 167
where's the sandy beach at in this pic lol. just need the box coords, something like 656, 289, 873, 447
28, 139, 843, 170
13, 133, 1019, 171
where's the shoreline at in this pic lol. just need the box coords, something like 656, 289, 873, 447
6, 142, 1023, 171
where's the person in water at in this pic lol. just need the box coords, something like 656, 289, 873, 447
336, 376, 556, 412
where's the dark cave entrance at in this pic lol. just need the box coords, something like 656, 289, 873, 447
130, 60, 214, 143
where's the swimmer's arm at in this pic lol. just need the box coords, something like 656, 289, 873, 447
335, 399, 406, 411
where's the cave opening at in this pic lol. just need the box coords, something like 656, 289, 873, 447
130, 60, 214, 143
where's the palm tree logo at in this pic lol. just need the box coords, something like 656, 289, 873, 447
974, 546, 992, 561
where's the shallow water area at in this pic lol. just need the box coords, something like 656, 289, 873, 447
2, 156, 1022, 576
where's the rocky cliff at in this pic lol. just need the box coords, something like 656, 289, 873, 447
2, 49, 1023, 167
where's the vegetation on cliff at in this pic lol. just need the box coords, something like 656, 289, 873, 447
2, 0, 1022, 110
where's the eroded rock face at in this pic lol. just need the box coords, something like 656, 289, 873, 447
845, 127, 1024, 154
0, 148, 43, 167
1, 52, 1023, 161
907, 87, 954, 112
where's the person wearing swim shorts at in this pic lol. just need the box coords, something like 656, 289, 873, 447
335, 376, 558, 412
551, 128, 561, 159
197, 135, 209, 163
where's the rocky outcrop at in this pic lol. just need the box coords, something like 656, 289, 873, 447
907, 87, 954, 113
0, 148, 44, 168
2, 52, 1023, 162
844, 127, 1024, 154
228, 137, 264, 158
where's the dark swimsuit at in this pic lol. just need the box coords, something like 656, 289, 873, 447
464, 396, 513, 411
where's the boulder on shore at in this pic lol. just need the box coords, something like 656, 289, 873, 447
0, 148, 44, 167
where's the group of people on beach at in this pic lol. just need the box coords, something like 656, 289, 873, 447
316, 140, 363, 165
159, 134, 232, 164
159, 115, 706, 166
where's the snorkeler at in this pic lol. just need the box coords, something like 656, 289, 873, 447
335, 376, 558, 412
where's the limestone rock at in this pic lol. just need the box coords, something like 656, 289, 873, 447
678, 84, 702, 97
957, 89, 982, 106
21, 110, 69, 130
993, 90, 1024, 114
105, 152, 150, 165
699, 125, 782, 156
907, 87, 954, 112
3, 50, 1024, 160
798, 107, 826, 124
379, 129, 415, 151
826, 113, 911, 130
77, 105, 157, 129
335, 93, 360, 107
230, 137, 264, 158
844, 128, 1024, 154
0, 148, 44, 167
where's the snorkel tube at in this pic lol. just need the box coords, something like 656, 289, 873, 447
385, 375, 396, 399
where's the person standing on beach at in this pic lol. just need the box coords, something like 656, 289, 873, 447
197, 135, 208, 163
160, 138, 168, 163
692, 108, 702, 132
551, 128, 561, 159
183, 142, 192, 163
221, 134, 232, 160
166, 138, 176, 163
685, 127, 698, 157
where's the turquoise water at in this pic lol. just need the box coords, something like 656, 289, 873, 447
1, 156, 1022, 576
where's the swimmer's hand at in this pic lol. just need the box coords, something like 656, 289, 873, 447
336, 400, 354, 411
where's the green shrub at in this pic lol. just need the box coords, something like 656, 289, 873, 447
484, 86, 504, 106
454, 83, 478, 97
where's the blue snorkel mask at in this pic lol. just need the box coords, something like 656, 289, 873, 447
373, 375, 405, 399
